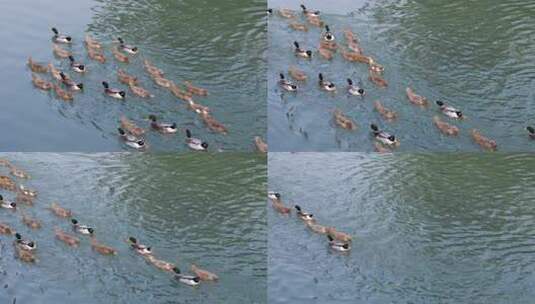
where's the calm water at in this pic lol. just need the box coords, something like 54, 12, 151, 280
0, 0, 266, 151
268, 1, 535, 151
269, 153, 535, 303
0, 153, 266, 303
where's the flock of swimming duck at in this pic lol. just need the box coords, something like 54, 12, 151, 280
0, 159, 218, 287
27, 28, 267, 152
267, 4, 535, 151
268, 191, 352, 252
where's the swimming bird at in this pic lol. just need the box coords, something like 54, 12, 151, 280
433, 116, 459, 136
127, 237, 152, 255
102, 81, 125, 99
173, 268, 201, 286
294, 41, 312, 59
288, 66, 307, 81
28, 57, 48, 73
279, 73, 298, 92
67, 55, 85, 73
0, 195, 16, 209
277, 8, 296, 19
406, 87, 428, 106
48, 63, 64, 80
117, 69, 138, 85
326, 227, 352, 242
112, 46, 130, 63
120, 116, 144, 136
48, 202, 72, 218
294, 205, 314, 221
268, 192, 291, 214
254, 136, 268, 153
21, 211, 41, 229
191, 264, 219, 281
327, 235, 351, 252
52, 44, 72, 58
117, 37, 138, 54
54, 227, 80, 247
88, 48, 106, 63
143, 60, 164, 78
436, 101, 462, 119
185, 129, 208, 151
341, 49, 372, 63
318, 46, 334, 60
347, 78, 365, 96
60, 72, 83, 91
18, 185, 37, 198
51, 27, 72, 43
31, 74, 52, 91
71, 219, 94, 235
0, 222, 15, 235
118, 128, 146, 150
267, 8, 273, 15
53, 84, 74, 101
318, 73, 336, 91
374, 100, 397, 121
369, 69, 388, 88
305, 220, 328, 234
184, 81, 208, 96
145, 254, 176, 272
370, 124, 398, 146
148, 115, 177, 134
333, 109, 357, 130
152, 76, 172, 88
300, 4, 320, 17
14, 233, 36, 251
128, 80, 153, 98
289, 22, 308, 31
200, 111, 228, 134
84, 35, 102, 50
91, 237, 117, 255
471, 129, 497, 151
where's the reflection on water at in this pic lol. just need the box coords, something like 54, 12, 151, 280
0, 153, 266, 303
269, 153, 535, 303
268, 1, 535, 151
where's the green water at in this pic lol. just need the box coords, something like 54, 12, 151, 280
0, 153, 266, 303
0, 0, 266, 151
269, 153, 535, 303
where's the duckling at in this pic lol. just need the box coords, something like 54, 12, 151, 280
51, 27, 72, 44
322, 25, 335, 42
90, 237, 117, 255
200, 110, 228, 134
184, 81, 208, 96
117, 37, 138, 55
191, 264, 219, 281
471, 129, 497, 151
84, 35, 102, 50
31, 73, 52, 91
0, 195, 16, 209
88, 48, 106, 63
305, 220, 328, 234
173, 268, 201, 286
27, 57, 49, 73
406, 87, 428, 106
288, 66, 307, 81
48, 202, 72, 218
118, 128, 146, 150
254, 136, 268, 153
15, 246, 37, 263
127, 237, 152, 255
102, 81, 126, 99
436, 101, 463, 119
53, 84, 74, 101
293, 41, 312, 59
289, 22, 308, 32
277, 8, 296, 19
52, 44, 72, 58
318, 73, 336, 92
326, 227, 352, 242
54, 227, 80, 247
48, 63, 64, 80
14, 233, 36, 251
185, 129, 208, 151
278, 73, 298, 92
347, 78, 365, 96
71, 218, 94, 235
0, 222, 15, 235
433, 116, 459, 136
145, 254, 176, 272
527, 126, 535, 139
143, 60, 165, 78
327, 235, 351, 252
374, 101, 397, 121
318, 46, 334, 60
374, 142, 392, 153
60, 72, 83, 91
369, 69, 388, 88
300, 4, 320, 17
128, 80, 153, 98
117, 69, 138, 85
112, 46, 130, 63
370, 124, 398, 147
294, 205, 314, 221
148, 115, 177, 134
67, 55, 85, 73
333, 109, 357, 130
341, 49, 372, 63
21, 211, 41, 229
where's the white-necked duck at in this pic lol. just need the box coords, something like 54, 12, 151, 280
185, 129, 208, 151
279, 73, 298, 92
68, 55, 85, 73
436, 101, 462, 118
347, 78, 364, 96
117, 37, 138, 55
318, 73, 336, 91
293, 41, 312, 59
102, 81, 126, 99
370, 124, 398, 146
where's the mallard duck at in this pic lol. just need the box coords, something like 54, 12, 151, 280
185, 129, 208, 151
289, 22, 308, 31
191, 264, 219, 281
200, 111, 228, 134
341, 49, 372, 63
31, 74, 52, 91
51, 27, 72, 44
374, 101, 397, 121
173, 268, 201, 286
305, 220, 328, 234
277, 8, 296, 19
112, 47, 129, 63
53, 84, 74, 101
406, 87, 428, 106
0, 222, 15, 235
68, 55, 85, 73
14, 233, 36, 251
127, 237, 152, 255
48, 63, 64, 80
71, 219, 94, 235
54, 227, 80, 247
318, 46, 334, 60
145, 254, 176, 272
288, 66, 307, 81
128, 80, 153, 98
0, 195, 16, 209
433, 116, 459, 136
527, 126, 535, 139
60, 72, 83, 91
120, 116, 144, 136
91, 237, 117, 255
319, 39, 337, 51
278, 73, 298, 92
326, 227, 352, 242
254, 136, 267, 153
327, 235, 351, 252
21, 212, 41, 229
52, 44, 72, 58
318, 73, 336, 91
294, 205, 314, 221
117, 69, 138, 85
333, 109, 356, 130
471, 129, 497, 151
84, 35, 102, 50
152, 76, 172, 88
184, 81, 208, 96
347, 79, 365, 96
322, 25, 335, 42
370, 124, 398, 146
88, 48, 106, 63
369, 70, 388, 88
117, 37, 138, 55
436, 101, 462, 118
28, 57, 48, 73
0, 175, 17, 191
102, 81, 125, 99
118, 128, 146, 150
16, 246, 37, 263
48, 202, 72, 218
148, 115, 177, 134
293, 41, 312, 59
300, 4, 320, 17
306, 15, 324, 27
143, 60, 164, 78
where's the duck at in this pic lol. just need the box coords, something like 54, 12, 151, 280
0, 222, 15, 235
306, 15, 324, 28
277, 8, 296, 19
112, 46, 130, 63
288, 66, 307, 81
319, 40, 337, 51
117, 37, 138, 55
90, 237, 117, 255
254, 136, 268, 153
21, 212, 41, 229
170, 84, 193, 100
53, 84, 74, 101
14, 233, 36, 251
343, 29, 357, 42
293, 41, 312, 59
191, 264, 219, 281
436, 101, 462, 119
52, 44, 72, 58
433, 116, 459, 136
374, 101, 397, 121
318, 73, 336, 92
118, 128, 146, 150
294, 205, 314, 221
341, 49, 372, 63
347, 78, 365, 96
300, 4, 320, 17
31, 74, 52, 91
327, 235, 351, 252
127, 237, 152, 255
117, 69, 138, 85
51, 27, 72, 44
88, 48, 106, 63
406, 87, 428, 106
348, 40, 363, 54
369, 60, 385, 74
102, 81, 126, 99
0, 195, 16, 209
71, 218, 94, 235
128, 80, 153, 98
527, 126, 535, 139
68, 55, 85, 73
326, 227, 352, 242
305, 220, 328, 234
270, 196, 291, 214
60, 72, 83, 91
333, 109, 357, 130
120, 116, 145, 136
278, 73, 298, 92
48, 63, 64, 80
145, 254, 176, 272
84, 35, 102, 50
54, 227, 80, 247
148, 115, 177, 134
471, 129, 497, 151
369, 69, 388, 88
15, 246, 37, 263
28, 57, 49, 73
289, 22, 308, 32
143, 60, 165, 78
200, 111, 228, 134
173, 268, 201, 286
9, 166, 28, 179
184, 81, 208, 96
370, 124, 398, 146
152, 76, 173, 88
185, 129, 208, 151
318, 46, 334, 60
48, 202, 72, 218
322, 25, 335, 42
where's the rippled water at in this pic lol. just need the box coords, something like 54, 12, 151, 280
0, 153, 266, 303
0, 0, 266, 151
268, 1, 535, 151
269, 153, 535, 303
